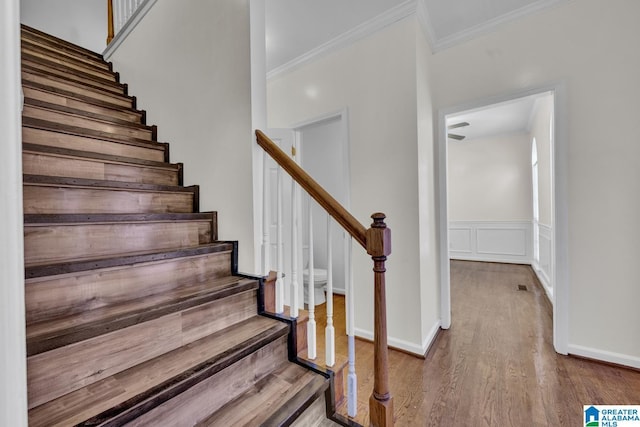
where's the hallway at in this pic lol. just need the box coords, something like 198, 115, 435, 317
326, 261, 640, 425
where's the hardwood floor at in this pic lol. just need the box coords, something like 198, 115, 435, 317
314, 260, 640, 426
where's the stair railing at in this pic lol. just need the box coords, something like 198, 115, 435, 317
106, 0, 146, 45
256, 130, 394, 427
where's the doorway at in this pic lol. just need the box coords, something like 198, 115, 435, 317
437, 85, 568, 354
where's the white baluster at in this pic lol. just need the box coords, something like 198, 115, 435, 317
345, 235, 357, 417
117, 0, 124, 33
307, 198, 316, 360
261, 152, 270, 276
325, 215, 335, 367
290, 179, 299, 319
275, 167, 284, 314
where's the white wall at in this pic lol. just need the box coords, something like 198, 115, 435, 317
447, 132, 533, 221
1, 0, 28, 424
20, 0, 106, 53
429, 0, 640, 366
108, 0, 256, 273
269, 17, 438, 355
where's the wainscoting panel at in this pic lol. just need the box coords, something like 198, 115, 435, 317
449, 221, 532, 264
533, 223, 553, 299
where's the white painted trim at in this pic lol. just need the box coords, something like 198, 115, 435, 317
437, 82, 569, 356
416, 0, 437, 50
428, 0, 568, 53
449, 221, 533, 264
0, 0, 28, 424
250, 0, 268, 274
103, 0, 158, 60
568, 345, 640, 370
267, 0, 417, 80
355, 322, 440, 357
532, 222, 553, 301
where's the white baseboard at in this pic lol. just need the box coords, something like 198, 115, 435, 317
568, 344, 640, 370
532, 263, 553, 303
355, 319, 441, 356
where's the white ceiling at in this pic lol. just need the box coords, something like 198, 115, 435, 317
446, 92, 552, 141
265, 0, 565, 72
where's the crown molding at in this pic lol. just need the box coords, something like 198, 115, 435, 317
429, 0, 568, 53
267, 0, 418, 80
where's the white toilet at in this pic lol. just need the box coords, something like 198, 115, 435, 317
302, 267, 328, 305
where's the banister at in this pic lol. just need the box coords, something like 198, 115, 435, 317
255, 130, 367, 248
256, 129, 394, 426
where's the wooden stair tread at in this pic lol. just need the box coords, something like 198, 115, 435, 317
28, 316, 289, 427
22, 81, 142, 117
22, 117, 164, 151
21, 38, 111, 72
24, 212, 214, 225
197, 361, 329, 427
23, 67, 129, 102
22, 143, 177, 170
23, 174, 194, 193
25, 241, 233, 279
27, 275, 258, 355
21, 24, 104, 61
24, 98, 150, 131
22, 53, 121, 89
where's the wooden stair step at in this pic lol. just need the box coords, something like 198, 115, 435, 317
23, 118, 166, 162
22, 143, 180, 185
23, 102, 154, 141
23, 53, 121, 91
27, 316, 288, 426
24, 212, 216, 266
23, 175, 198, 214
21, 24, 104, 62
23, 82, 143, 123
21, 37, 112, 73
197, 361, 328, 427
25, 243, 235, 327
23, 69, 133, 108
21, 42, 115, 82
291, 394, 342, 427
27, 274, 257, 354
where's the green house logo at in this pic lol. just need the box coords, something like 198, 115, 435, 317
585, 406, 599, 427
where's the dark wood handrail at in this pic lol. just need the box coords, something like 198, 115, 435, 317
106, 0, 114, 44
256, 129, 394, 426
256, 130, 367, 248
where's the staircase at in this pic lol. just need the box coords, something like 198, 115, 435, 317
21, 24, 342, 427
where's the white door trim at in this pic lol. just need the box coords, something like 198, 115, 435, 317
0, 0, 29, 424
436, 82, 569, 355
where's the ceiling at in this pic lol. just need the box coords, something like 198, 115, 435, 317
265, 0, 565, 72
446, 92, 552, 141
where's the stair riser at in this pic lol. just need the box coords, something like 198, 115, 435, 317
124, 335, 288, 427
23, 127, 164, 162
25, 251, 233, 325
21, 29, 103, 63
25, 221, 213, 266
23, 185, 194, 215
21, 40, 111, 73
23, 72, 132, 108
23, 58, 121, 92
24, 86, 141, 122
21, 45, 113, 81
27, 290, 258, 409
23, 106, 151, 140
23, 152, 178, 186
24, 104, 150, 140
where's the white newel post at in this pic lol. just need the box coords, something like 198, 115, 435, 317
307, 197, 317, 359
275, 167, 284, 314
345, 235, 357, 417
325, 215, 335, 367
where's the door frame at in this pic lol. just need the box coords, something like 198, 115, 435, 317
436, 82, 569, 355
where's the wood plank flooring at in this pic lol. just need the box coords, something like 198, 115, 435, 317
315, 261, 640, 426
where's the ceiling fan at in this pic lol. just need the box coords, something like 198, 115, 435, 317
447, 121, 469, 140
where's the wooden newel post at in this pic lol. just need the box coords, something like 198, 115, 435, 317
366, 213, 393, 427
107, 0, 114, 45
